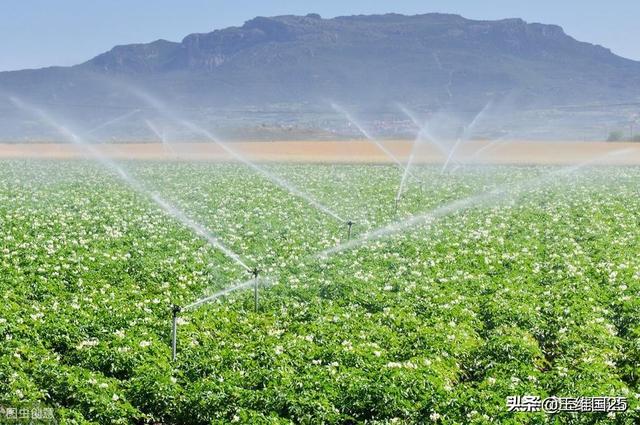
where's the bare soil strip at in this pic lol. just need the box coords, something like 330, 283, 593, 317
1, 140, 639, 165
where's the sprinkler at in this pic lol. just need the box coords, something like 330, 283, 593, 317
346, 220, 354, 240
171, 304, 181, 361
250, 267, 260, 312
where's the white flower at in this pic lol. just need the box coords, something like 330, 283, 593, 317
30, 312, 44, 321
430, 412, 441, 421
139, 340, 151, 348
76, 339, 99, 349
274, 345, 284, 355
112, 394, 119, 401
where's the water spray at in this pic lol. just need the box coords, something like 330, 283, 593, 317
9, 96, 251, 271
397, 104, 452, 160
85, 109, 140, 136
331, 102, 421, 182
171, 304, 181, 361
120, 85, 346, 224
317, 147, 638, 259
441, 101, 493, 173
183, 147, 638, 335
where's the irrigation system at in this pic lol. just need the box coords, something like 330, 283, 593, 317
125, 86, 348, 226
11, 90, 639, 363
346, 220, 354, 240
251, 267, 260, 312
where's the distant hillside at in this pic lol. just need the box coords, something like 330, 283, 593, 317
1, 13, 639, 140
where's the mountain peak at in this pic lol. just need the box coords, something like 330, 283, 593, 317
2, 12, 639, 116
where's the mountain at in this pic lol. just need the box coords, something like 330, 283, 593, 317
1, 13, 639, 140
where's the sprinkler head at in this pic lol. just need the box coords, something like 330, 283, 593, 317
250, 267, 260, 279
171, 304, 182, 316
250, 267, 261, 312
345, 220, 354, 240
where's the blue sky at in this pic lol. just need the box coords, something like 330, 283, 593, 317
1, 0, 638, 71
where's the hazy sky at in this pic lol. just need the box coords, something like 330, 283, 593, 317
1, 0, 638, 71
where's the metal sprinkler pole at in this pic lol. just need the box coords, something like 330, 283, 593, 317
171, 304, 181, 361
251, 268, 260, 312
346, 220, 354, 240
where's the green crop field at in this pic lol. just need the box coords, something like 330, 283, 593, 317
2, 160, 640, 424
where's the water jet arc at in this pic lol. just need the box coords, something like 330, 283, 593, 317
10, 96, 250, 272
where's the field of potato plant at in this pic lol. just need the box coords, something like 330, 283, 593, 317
2, 159, 640, 424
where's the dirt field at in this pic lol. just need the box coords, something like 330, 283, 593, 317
1, 140, 640, 165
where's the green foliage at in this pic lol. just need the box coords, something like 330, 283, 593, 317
1, 161, 639, 423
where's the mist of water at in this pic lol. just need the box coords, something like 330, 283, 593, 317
317, 147, 636, 258
123, 85, 346, 223
85, 109, 140, 136
10, 96, 250, 272
183, 274, 277, 310
397, 104, 452, 160
441, 101, 493, 173
394, 105, 436, 201
145, 119, 165, 142
182, 146, 637, 312
464, 134, 511, 164
395, 148, 416, 202
179, 119, 347, 223
184, 152, 606, 311
331, 102, 407, 167
183, 278, 257, 310
145, 119, 177, 156
150, 193, 251, 270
